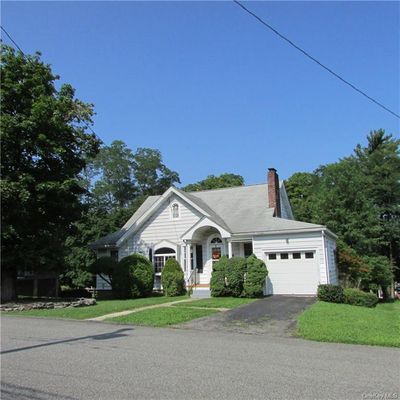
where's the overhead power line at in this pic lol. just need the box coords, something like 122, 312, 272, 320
233, 1, 400, 119
1, 26, 26, 55
1, 25, 99, 136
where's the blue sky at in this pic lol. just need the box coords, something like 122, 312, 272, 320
2, 1, 399, 185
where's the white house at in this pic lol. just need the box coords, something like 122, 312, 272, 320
91, 168, 338, 297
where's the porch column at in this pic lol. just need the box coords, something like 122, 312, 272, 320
228, 241, 233, 258
186, 243, 191, 280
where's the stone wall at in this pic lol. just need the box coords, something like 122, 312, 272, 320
0, 298, 96, 312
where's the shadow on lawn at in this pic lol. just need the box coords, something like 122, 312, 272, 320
1, 327, 133, 355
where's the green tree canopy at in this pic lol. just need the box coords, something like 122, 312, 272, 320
1, 45, 101, 301
133, 148, 180, 196
183, 173, 244, 192
89, 140, 136, 211
285, 130, 399, 282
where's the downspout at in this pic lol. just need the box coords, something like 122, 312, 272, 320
322, 230, 329, 284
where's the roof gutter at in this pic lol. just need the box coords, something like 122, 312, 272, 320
231, 226, 338, 239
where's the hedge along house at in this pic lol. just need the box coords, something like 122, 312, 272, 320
91, 168, 338, 298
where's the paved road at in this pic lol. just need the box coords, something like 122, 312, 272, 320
1, 317, 399, 400
180, 296, 315, 335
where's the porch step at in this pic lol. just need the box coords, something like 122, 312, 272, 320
191, 288, 211, 299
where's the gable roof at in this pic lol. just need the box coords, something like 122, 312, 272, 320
90, 183, 330, 248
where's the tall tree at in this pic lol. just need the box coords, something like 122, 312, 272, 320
0, 45, 101, 300
63, 143, 179, 288
354, 130, 400, 269
183, 173, 244, 192
283, 172, 318, 221
133, 148, 180, 196
89, 140, 136, 211
285, 129, 399, 281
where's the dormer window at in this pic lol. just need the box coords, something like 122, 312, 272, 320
171, 203, 180, 219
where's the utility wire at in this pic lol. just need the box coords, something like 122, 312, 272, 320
1, 26, 25, 55
233, 0, 400, 119
1, 25, 99, 136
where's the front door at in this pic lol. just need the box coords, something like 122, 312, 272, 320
200, 236, 224, 284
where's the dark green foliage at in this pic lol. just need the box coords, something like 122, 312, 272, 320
133, 148, 180, 196
64, 198, 145, 288
343, 288, 378, 308
211, 255, 268, 298
90, 256, 118, 288
0, 45, 101, 301
362, 256, 394, 296
285, 130, 399, 284
337, 241, 369, 288
114, 254, 154, 299
225, 257, 247, 297
89, 140, 137, 211
317, 284, 344, 303
161, 258, 185, 296
183, 173, 244, 192
210, 256, 229, 297
59, 287, 92, 299
243, 254, 268, 298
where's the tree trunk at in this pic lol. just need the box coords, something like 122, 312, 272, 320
1, 269, 17, 303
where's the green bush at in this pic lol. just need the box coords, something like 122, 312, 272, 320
243, 254, 268, 298
90, 256, 118, 279
113, 254, 154, 299
226, 257, 247, 297
317, 284, 344, 303
362, 256, 393, 298
161, 258, 185, 296
210, 256, 229, 297
343, 288, 378, 308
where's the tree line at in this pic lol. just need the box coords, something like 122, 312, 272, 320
285, 130, 400, 289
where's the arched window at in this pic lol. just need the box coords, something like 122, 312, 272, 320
210, 237, 223, 262
171, 203, 180, 219
153, 247, 176, 273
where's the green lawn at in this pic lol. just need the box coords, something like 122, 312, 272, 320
297, 301, 400, 347
4, 296, 188, 320
107, 306, 218, 327
176, 297, 257, 309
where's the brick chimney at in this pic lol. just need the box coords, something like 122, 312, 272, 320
267, 168, 281, 217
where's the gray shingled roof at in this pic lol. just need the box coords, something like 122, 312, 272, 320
90, 184, 325, 248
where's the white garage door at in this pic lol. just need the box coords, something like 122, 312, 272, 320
264, 251, 320, 295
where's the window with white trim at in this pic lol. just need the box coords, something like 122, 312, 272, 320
171, 203, 180, 219
153, 247, 176, 273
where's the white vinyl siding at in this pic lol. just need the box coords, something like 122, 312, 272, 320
326, 236, 338, 284
253, 231, 329, 295
119, 195, 202, 259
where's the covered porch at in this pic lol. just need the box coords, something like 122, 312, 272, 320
180, 219, 253, 291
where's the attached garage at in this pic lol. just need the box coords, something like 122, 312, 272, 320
264, 250, 321, 295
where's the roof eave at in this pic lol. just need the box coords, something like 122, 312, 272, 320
231, 226, 337, 238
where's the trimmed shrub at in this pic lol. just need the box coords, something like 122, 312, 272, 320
90, 257, 118, 284
161, 258, 185, 296
317, 284, 344, 303
243, 254, 268, 298
343, 288, 378, 308
226, 257, 247, 297
59, 287, 92, 299
112, 257, 131, 299
113, 254, 154, 299
210, 256, 229, 297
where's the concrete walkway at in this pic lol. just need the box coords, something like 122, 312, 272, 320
87, 298, 198, 322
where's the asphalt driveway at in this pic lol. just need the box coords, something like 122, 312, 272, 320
180, 295, 315, 335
